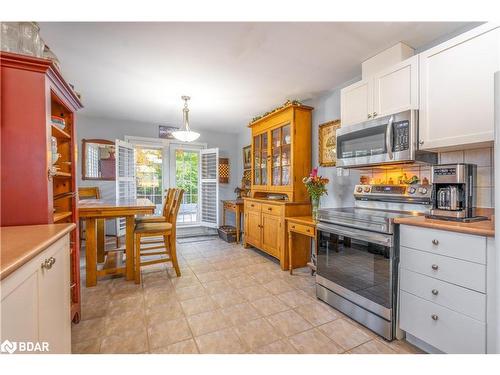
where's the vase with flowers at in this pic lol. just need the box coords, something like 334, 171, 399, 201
302, 167, 329, 221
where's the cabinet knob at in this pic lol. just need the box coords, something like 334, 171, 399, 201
431, 314, 439, 321
267, 207, 272, 211
373, 112, 378, 117
431, 264, 439, 271
431, 289, 439, 295
367, 114, 372, 119
419, 140, 424, 145
41, 257, 56, 270
432, 239, 439, 245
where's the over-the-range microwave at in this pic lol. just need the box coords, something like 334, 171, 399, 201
336, 110, 437, 168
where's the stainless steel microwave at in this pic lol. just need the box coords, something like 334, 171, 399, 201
336, 110, 437, 168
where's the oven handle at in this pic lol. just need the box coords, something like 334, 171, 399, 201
386, 115, 394, 160
316, 222, 393, 247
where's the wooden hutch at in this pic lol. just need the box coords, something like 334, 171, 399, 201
243, 104, 313, 270
1, 52, 83, 322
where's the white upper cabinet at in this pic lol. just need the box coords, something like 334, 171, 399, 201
341, 55, 418, 126
340, 79, 373, 126
419, 24, 500, 150
373, 55, 419, 118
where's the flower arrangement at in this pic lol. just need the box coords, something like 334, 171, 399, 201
302, 167, 329, 220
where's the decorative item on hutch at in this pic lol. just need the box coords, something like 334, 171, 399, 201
318, 119, 341, 167
303, 167, 329, 222
243, 101, 313, 271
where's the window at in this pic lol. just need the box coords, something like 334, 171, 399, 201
135, 147, 163, 214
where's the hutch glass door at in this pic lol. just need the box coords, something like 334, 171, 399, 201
253, 133, 268, 185
271, 123, 291, 186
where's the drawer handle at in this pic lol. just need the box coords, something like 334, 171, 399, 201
431, 314, 439, 321
267, 207, 272, 211
431, 264, 439, 271
41, 257, 56, 270
306, 229, 310, 233
291, 225, 296, 229
251, 204, 255, 207
432, 239, 439, 245
431, 289, 439, 296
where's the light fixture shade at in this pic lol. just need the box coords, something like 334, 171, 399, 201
172, 130, 200, 142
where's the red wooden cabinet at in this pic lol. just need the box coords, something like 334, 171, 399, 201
1, 52, 84, 323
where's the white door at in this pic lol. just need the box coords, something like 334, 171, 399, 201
341, 79, 373, 126
115, 139, 136, 236
200, 148, 219, 228
419, 24, 500, 150
169, 144, 202, 225
373, 55, 419, 118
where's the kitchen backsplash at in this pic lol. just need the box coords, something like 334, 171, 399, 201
358, 147, 494, 208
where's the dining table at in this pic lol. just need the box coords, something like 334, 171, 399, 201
78, 198, 155, 287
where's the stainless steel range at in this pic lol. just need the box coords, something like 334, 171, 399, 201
315, 183, 432, 340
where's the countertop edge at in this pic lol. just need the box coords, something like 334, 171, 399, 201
0, 223, 76, 281
394, 217, 494, 237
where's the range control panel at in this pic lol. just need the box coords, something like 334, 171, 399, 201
354, 184, 432, 198
393, 120, 410, 152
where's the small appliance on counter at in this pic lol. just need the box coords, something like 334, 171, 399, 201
427, 163, 487, 222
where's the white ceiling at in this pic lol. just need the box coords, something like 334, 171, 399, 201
39, 22, 476, 133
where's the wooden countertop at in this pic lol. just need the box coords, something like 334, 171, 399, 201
286, 216, 316, 226
0, 223, 75, 280
394, 208, 495, 237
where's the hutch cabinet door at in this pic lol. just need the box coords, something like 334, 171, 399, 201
245, 210, 262, 247
252, 133, 268, 186
373, 55, 418, 118
419, 24, 499, 150
341, 79, 373, 126
38, 237, 71, 353
271, 124, 292, 186
261, 213, 280, 258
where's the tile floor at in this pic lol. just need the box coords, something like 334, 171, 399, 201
73, 237, 423, 354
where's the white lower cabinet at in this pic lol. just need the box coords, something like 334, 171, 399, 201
0, 235, 71, 354
399, 225, 493, 353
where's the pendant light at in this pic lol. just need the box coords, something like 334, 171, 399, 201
172, 95, 200, 142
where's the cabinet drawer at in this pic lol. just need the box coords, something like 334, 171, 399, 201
400, 268, 486, 321
400, 291, 485, 353
261, 204, 283, 216
245, 201, 262, 212
400, 225, 486, 264
400, 247, 486, 292
289, 222, 314, 237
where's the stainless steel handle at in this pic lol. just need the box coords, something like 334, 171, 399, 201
431, 314, 439, 321
431, 264, 439, 271
41, 257, 56, 270
386, 115, 394, 160
316, 222, 393, 247
431, 289, 439, 295
367, 114, 372, 119
432, 239, 439, 245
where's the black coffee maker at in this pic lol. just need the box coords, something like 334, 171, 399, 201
427, 163, 487, 222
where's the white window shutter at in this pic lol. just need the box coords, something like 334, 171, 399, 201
200, 148, 219, 228
115, 139, 136, 236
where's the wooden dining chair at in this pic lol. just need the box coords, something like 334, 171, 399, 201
78, 186, 121, 249
135, 188, 175, 225
133, 189, 184, 284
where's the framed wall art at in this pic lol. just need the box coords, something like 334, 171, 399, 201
242, 145, 251, 170
318, 119, 341, 167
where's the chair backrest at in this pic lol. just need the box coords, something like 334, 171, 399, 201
161, 188, 175, 218
168, 189, 184, 227
78, 186, 100, 200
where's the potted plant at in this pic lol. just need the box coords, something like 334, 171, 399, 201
303, 167, 329, 221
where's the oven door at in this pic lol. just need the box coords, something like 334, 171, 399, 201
315, 222, 397, 321
336, 110, 415, 168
